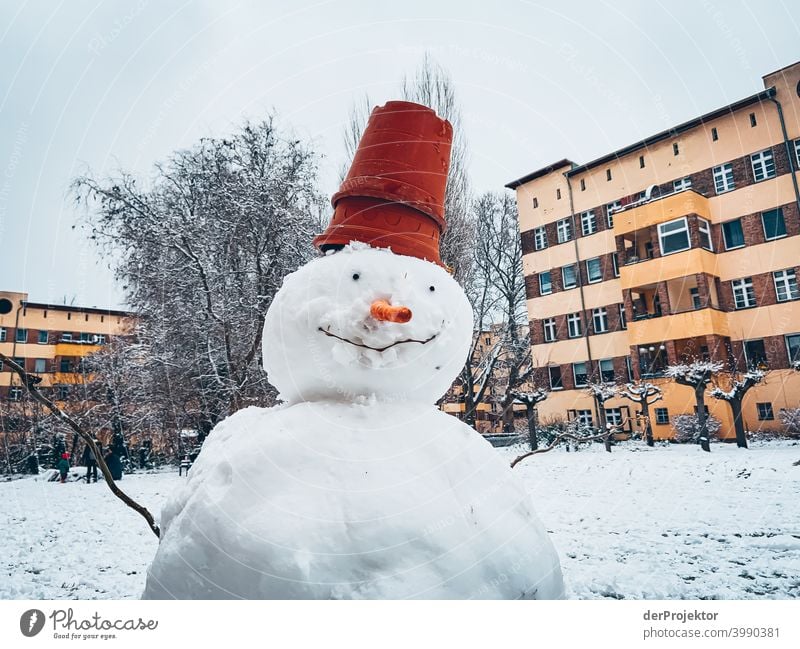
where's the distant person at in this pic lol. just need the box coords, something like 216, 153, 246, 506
104, 451, 123, 481
57, 453, 70, 483
82, 440, 101, 483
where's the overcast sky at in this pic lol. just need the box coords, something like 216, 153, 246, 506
0, 0, 796, 310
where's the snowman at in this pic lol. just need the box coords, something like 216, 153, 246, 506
142, 101, 564, 599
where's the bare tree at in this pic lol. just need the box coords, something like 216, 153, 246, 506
510, 388, 547, 450
73, 119, 325, 436
620, 381, 662, 447
710, 368, 766, 449
665, 361, 723, 452
586, 382, 618, 452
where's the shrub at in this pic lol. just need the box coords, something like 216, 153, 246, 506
778, 408, 800, 439
671, 413, 721, 443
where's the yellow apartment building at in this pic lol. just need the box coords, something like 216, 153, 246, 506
0, 290, 135, 404
506, 62, 800, 440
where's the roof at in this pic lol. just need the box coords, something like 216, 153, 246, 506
23, 301, 135, 318
504, 159, 575, 189
505, 87, 776, 188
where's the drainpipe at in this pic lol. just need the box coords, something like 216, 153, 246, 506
564, 173, 598, 425
767, 93, 800, 211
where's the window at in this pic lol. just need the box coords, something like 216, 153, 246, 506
543, 318, 557, 342
599, 358, 615, 382
673, 143, 679, 156
673, 177, 691, 192
556, 218, 572, 243
548, 366, 563, 389
757, 402, 774, 421
532, 197, 539, 209
744, 339, 767, 368
580, 178, 586, 191
698, 217, 713, 251
605, 408, 623, 426
562, 264, 578, 290
79, 332, 92, 342
575, 409, 593, 427
586, 257, 602, 283
713, 163, 735, 193
34, 359, 46, 373
556, 188, 562, 200
606, 201, 621, 228
749, 112, 757, 127
657, 217, 691, 255
785, 334, 800, 365
592, 307, 608, 333
750, 149, 776, 182
722, 219, 745, 249
534, 226, 547, 250
732, 277, 756, 309
37, 330, 48, 344
606, 169, 612, 181
57, 385, 70, 401
61, 332, 72, 342
572, 362, 588, 387
795, 139, 800, 167
567, 312, 582, 338
60, 359, 71, 373
761, 208, 786, 240
611, 252, 619, 277
0, 327, 5, 342
773, 269, 799, 302
580, 211, 597, 236
15, 328, 28, 343
619, 304, 627, 330
625, 356, 633, 381
654, 408, 669, 425
690, 287, 702, 310
711, 127, 718, 141
9, 387, 23, 401
639, 155, 645, 168
539, 271, 552, 295
14, 357, 25, 370
94, 334, 106, 345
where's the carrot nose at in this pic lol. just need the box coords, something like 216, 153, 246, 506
370, 299, 412, 323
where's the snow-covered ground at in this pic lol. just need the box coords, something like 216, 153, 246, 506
1, 441, 798, 599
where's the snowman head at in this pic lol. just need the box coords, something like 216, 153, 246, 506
262, 243, 472, 404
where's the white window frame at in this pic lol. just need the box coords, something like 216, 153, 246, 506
757, 402, 774, 421
567, 312, 582, 338
722, 219, 745, 250
654, 407, 669, 425
750, 149, 776, 182
592, 307, 608, 333
548, 366, 563, 390
539, 271, 552, 295
599, 358, 615, 383
580, 210, 597, 236
785, 333, 800, 365
672, 177, 692, 192
15, 328, 27, 343
698, 217, 713, 251
534, 226, 547, 250
619, 304, 627, 330
606, 201, 621, 228
605, 407, 623, 426
773, 269, 799, 302
543, 318, 557, 342
657, 217, 691, 256
0, 327, 6, 342
732, 277, 756, 309
562, 264, 578, 290
572, 362, 588, 387
556, 218, 572, 243
713, 163, 735, 194
9, 386, 23, 401
61, 332, 73, 342
575, 409, 593, 427
586, 257, 602, 283
761, 208, 786, 241
34, 359, 46, 373
611, 252, 620, 277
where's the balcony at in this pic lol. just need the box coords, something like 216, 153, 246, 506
54, 342, 101, 357
619, 247, 718, 289
612, 189, 709, 237
627, 306, 729, 346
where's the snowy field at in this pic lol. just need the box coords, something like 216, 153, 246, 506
1, 441, 798, 599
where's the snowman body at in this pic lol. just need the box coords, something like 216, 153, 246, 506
143, 246, 564, 599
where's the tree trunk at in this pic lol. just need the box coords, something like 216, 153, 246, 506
595, 396, 612, 453
695, 387, 710, 452
731, 398, 748, 449
641, 401, 654, 447
526, 402, 538, 451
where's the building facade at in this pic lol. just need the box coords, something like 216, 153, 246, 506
0, 291, 135, 404
507, 62, 800, 440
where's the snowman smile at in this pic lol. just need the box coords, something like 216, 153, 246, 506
317, 326, 437, 352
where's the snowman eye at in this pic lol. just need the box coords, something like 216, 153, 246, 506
429, 285, 435, 292
352, 273, 360, 281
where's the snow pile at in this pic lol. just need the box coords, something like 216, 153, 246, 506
142, 402, 564, 599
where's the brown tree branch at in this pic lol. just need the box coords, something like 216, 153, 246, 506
510, 427, 616, 469
0, 353, 160, 538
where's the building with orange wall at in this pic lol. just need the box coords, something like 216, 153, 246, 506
506, 62, 800, 440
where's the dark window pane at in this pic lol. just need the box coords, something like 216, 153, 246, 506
722, 219, 745, 248
762, 209, 786, 240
